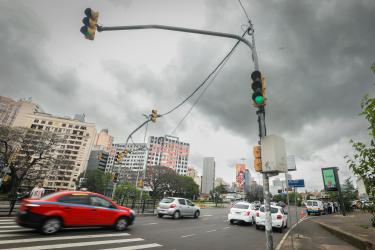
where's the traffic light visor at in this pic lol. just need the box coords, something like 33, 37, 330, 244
251, 70, 261, 81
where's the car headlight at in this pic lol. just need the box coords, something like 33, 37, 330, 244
130, 209, 135, 215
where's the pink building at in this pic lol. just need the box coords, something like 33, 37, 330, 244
94, 128, 114, 152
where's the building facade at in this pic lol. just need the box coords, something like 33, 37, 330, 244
94, 129, 114, 152
202, 157, 215, 194
147, 135, 190, 175
0, 97, 41, 126
187, 166, 202, 192
25, 112, 96, 190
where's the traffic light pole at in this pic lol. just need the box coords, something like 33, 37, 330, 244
96, 21, 273, 250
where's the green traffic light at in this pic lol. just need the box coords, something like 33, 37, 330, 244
255, 95, 264, 104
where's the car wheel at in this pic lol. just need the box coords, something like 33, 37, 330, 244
194, 210, 200, 218
173, 211, 181, 220
255, 224, 260, 230
230, 219, 235, 224
157, 213, 163, 218
41, 217, 62, 235
307, 212, 310, 216
284, 222, 288, 228
114, 217, 128, 231
279, 224, 284, 233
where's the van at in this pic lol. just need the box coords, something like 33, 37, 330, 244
306, 200, 324, 215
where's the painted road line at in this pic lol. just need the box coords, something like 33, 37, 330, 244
0, 229, 34, 233
0, 220, 15, 222
205, 230, 217, 233
275, 216, 311, 250
0, 234, 27, 238
101, 243, 162, 250
0, 233, 130, 245
0, 222, 16, 225
181, 234, 195, 238
201, 215, 213, 217
4, 238, 144, 250
143, 223, 158, 225
0, 226, 21, 229
223, 227, 230, 230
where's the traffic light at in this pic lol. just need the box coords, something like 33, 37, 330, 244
112, 172, 119, 183
115, 152, 123, 162
124, 148, 129, 156
80, 8, 99, 40
96, 153, 103, 161
253, 145, 262, 172
138, 179, 144, 188
151, 110, 158, 122
251, 71, 266, 106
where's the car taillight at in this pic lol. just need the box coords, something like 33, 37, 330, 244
277, 215, 282, 220
245, 211, 251, 216
256, 212, 259, 217
25, 203, 40, 207
170, 203, 176, 208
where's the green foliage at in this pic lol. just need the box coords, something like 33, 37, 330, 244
79, 169, 112, 194
341, 177, 358, 212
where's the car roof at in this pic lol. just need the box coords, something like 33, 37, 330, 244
41, 190, 102, 200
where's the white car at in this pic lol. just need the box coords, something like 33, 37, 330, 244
228, 202, 256, 225
255, 205, 288, 232
306, 200, 324, 215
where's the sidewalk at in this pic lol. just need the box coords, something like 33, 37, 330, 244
279, 211, 375, 250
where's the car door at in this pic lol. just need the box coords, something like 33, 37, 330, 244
89, 195, 119, 225
57, 194, 91, 226
185, 199, 196, 216
177, 198, 188, 215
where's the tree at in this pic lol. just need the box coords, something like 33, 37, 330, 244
77, 169, 112, 195
341, 177, 357, 212
345, 63, 375, 225
0, 126, 63, 214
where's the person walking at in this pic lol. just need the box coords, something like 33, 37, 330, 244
333, 202, 338, 213
30, 183, 45, 199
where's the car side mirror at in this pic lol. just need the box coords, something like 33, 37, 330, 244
192, 203, 195, 206
284, 212, 288, 215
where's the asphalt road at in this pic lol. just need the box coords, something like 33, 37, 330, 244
0, 206, 303, 250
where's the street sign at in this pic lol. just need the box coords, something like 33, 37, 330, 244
288, 179, 305, 188
262, 135, 287, 173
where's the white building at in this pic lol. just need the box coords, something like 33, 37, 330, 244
202, 157, 215, 194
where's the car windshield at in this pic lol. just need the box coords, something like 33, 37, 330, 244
313, 201, 318, 206
307, 201, 312, 206
234, 204, 249, 209
160, 198, 174, 203
259, 207, 278, 213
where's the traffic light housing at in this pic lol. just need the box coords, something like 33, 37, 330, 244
112, 172, 119, 183
124, 148, 129, 156
251, 71, 266, 107
80, 8, 99, 40
96, 153, 103, 161
115, 152, 123, 162
253, 145, 262, 172
151, 109, 158, 122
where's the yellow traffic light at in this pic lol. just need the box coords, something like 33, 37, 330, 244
138, 179, 144, 188
124, 148, 129, 156
112, 172, 119, 183
115, 152, 123, 162
80, 8, 99, 40
253, 145, 262, 172
151, 110, 157, 122
261, 76, 266, 106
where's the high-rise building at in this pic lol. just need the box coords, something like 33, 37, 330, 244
106, 143, 148, 184
0, 97, 41, 126
202, 157, 215, 194
25, 112, 96, 190
94, 129, 114, 152
187, 166, 201, 191
147, 135, 190, 175
244, 169, 251, 193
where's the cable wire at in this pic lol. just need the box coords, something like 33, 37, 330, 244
238, 0, 251, 23
170, 30, 247, 135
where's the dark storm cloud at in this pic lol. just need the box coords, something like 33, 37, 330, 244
168, 0, 375, 159
0, 2, 79, 108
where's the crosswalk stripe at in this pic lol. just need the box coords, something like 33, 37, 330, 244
0, 234, 28, 238
0, 229, 33, 233
102, 243, 163, 250
0, 222, 15, 225
3, 238, 144, 250
0, 219, 14, 222
0, 226, 21, 229
0, 232, 130, 245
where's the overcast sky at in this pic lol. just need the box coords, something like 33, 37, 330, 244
1, 0, 374, 191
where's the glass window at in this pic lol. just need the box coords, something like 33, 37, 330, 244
186, 200, 194, 206
90, 196, 114, 208
307, 201, 312, 206
178, 199, 186, 205
161, 198, 174, 203
259, 206, 278, 213
313, 201, 318, 206
57, 194, 89, 205
234, 204, 249, 209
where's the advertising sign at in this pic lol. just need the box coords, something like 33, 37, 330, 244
236, 164, 246, 191
321, 167, 338, 191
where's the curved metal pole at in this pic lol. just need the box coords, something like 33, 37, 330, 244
97, 24, 259, 71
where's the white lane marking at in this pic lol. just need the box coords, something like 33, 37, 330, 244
181, 234, 195, 238
101, 243, 162, 250
3, 238, 144, 250
143, 223, 158, 225
0, 220, 15, 222
0, 233, 130, 245
0, 229, 34, 233
223, 227, 230, 230
205, 230, 217, 233
0, 222, 16, 225
0, 226, 20, 229
201, 215, 213, 217
275, 216, 311, 250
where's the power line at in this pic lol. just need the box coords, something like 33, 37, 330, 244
238, 0, 251, 23
170, 30, 247, 135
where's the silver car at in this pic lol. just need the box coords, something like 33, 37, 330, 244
157, 197, 200, 219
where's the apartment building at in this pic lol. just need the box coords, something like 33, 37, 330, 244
202, 157, 215, 194
94, 129, 114, 152
0, 97, 41, 126
147, 135, 190, 175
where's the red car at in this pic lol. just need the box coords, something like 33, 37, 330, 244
16, 191, 135, 234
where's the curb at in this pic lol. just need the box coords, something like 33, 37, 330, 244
275, 216, 311, 250
312, 220, 375, 250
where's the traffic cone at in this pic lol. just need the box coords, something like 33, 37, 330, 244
300, 210, 305, 219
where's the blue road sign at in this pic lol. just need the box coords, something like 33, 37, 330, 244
288, 179, 305, 188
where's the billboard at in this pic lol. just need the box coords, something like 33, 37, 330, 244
236, 164, 246, 191
321, 167, 338, 191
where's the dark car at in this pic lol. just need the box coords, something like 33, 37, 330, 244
16, 191, 135, 234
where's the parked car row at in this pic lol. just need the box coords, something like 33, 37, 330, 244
227, 201, 288, 233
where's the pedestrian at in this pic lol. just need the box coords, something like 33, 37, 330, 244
30, 183, 45, 199
333, 202, 338, 213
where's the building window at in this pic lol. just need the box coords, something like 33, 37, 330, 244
41, 120, 46, 124
34, 119, 39, 123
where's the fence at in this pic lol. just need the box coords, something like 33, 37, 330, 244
117, 198, 157, 215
